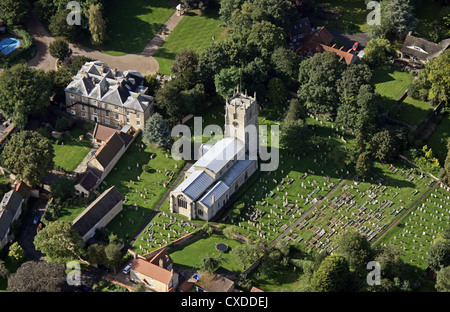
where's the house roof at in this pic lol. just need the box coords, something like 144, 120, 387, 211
196, 271, 235, 292
319, 44, 359, 66
401, 33, 450, 61
296, 26, 334, 55
72, 186, 122, 237
0, 190, 23, 240
93, 123, 119, 142
291, 17, 312, 37
76, 170, 101, 192
90, 131, 131, 169
15, 182, 31, 199
149, 249, 173, 270
131, 258, 173, 285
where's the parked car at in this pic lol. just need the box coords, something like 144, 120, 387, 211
352, 42, 359, 51
123, 263, 132, 274
33, 213, 42, 225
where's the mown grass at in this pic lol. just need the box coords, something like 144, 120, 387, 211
52, 129, 92, 172
153, 9, 227, 75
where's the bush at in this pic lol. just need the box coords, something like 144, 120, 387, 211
142, 164, 149, 172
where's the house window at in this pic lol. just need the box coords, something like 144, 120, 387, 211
136, 121, 141, 127
126, 111, 130, 116
105, 119, 110, 124
115, 106, 119, 111
197, 209, 204, 216
81, 105, 86, 111
104, 103, 108, 110
115, 113, 119, 120
116, 122, 120, 128
70, 94, 75, 99
177, 195, 187, 209
93, 108, 97, 115
81, 112, 86, 118
71, 110, 76, 115
105, 111, 110, 117
233, 113, 238, 119
136, 113, 140, 119
126, 118, 130, 124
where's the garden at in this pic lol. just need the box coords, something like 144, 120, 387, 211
52, 127, 92, 172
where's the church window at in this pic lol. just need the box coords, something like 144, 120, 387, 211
177, 195, 187, 209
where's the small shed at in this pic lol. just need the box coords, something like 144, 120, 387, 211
176, 4, 185, 16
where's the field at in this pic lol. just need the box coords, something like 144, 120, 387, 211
53, 129, 92, 172
101, 0, 178, 56
99, 135, 185, 243
153, 9, 227, 75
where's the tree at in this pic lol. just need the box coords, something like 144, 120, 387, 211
230, 244, 257, 271
0, 260, 9, 279
223, 226, 239, 240
439, 139, 450, 186
298, 52, 345, 116
426, 241, 450, 271
336, 64, 373, 101
0, 0, 28, 25
154, 80, 188, 124
144, 74, 160, 96
198, 254, 225, 274
34, 220, 84, 264
134, 282, 147, 292
2, 131, 55, 186
265, 77, 288, 107
310, 254, 352, 292
171, 49, 199, 78
7, 261, 68, 292
355, 153, 372, 179
280, 119, 312, 154
374, 245, 405, 280
202, 223, 214, 236
271, 46, 301, 90
49, 38, 72, 61
51, 177, 75, 200
55, 116, 69, 132
214, 65, 242, 99
143, 113, 171, 149
284, 98, 306, 123
47, 66, 74, 97
104, 243, 123, 273
0, 64, 52, 129
87, 3, 107, 45
367, 0, 416, 40
370, 130, 400, 163
363, 38, 395, 66
49, 9, 81, 42
87, 244, 106, 267
436, 266, 450, 292
337, 231, 373, 274
8, 242, 27, 265
246, 20, 285, 60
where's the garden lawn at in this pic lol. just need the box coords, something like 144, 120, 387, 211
53, 129, 92, 172
100, 135, 185, 244
101, 0, 178, 56
153, 9, 227, 75
247, 263, 303, 292
426, 115, 450, 164
169, 233, 245, 273
57, 203, 88, 222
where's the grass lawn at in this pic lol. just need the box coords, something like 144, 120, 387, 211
153, 9, 228, 75
57, 203, 88, 222
169, 233, 246, 273
101, 0, 178, 56
52, 129, 92, 172
426, 114, 450, 164
100, 135, 185, 244
247, 263, 302, 292
313, 0, 369, 33
372, 65, 432, 127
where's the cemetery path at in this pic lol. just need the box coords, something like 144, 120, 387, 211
370, 181, 440, 246
270, 177, 351, 246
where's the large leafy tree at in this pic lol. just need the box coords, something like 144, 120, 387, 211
49, 9, 81, 42
87, 3, 107, 45
310, 254, 352, 292
49, 38, 72, 61
374, 245, 405, 280
0, 64, 52, 129
298, 52, 346, 116
280, 119, 312, 154
143, 113, 172, 149
246, 20, 285, 60
370, 130, 400, 163
1, 131, 55, 186
104, 243, 123, 273
336, 64, 373, 101
337, 231, 373, 274
7, 261, 68, 292
0, 0, 29, 25
34, 220, 84, 264
426, 241, 450, 271
363, 38, 396, 67
271, 46, 301, 90
171, 49, 199, 78
436, 266, 450, 292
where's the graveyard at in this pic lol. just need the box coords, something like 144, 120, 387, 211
375, 183, 450, 272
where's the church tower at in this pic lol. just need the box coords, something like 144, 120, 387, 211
224, 87, 259, 158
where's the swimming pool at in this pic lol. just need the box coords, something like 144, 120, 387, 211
0, 37, 21, 55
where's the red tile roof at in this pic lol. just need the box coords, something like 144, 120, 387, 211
296, 27, 333, 55
319, 44, 359, 66
93, 124, 119, 142
131, 258, 173, 286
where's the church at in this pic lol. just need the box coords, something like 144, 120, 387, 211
169, 89, 259, 221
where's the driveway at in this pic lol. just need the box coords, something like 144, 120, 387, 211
26, 11, 185, 76
16, 197, 48, 261
329, 30, 370, 49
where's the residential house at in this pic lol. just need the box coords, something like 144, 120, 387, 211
130, 249, 179, 292
296, 26, 334, 57
0, 190, 24, 250
169, 89, 258, 221
320, 44, 359, 66
64, 61, 154, 130
289, 17, 312, 49
92, 123, 119, 146
195, 271, 235, 292
72, 186, 123, 242
74, 169, 101, 198
400, 32, 450, 65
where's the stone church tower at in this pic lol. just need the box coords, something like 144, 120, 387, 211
224, 87, 259, 158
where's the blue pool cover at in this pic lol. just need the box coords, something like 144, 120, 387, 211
0, 38, 21, 55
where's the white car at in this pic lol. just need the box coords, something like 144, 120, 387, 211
123, 263, 132, 274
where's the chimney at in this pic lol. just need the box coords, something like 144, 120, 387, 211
339, 46, 344, 51
159, 258, 164, 268
212, 195, 215, 204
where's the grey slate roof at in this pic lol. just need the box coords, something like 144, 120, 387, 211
194, 137, 244, 174
174, 170, 215, 201
401, 33, 450, 61
72, 186, 122, 237
220, 160, 255, 186
199, 181, 229, 208
0, 190, 23, 240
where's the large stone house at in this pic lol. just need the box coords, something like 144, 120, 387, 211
400, 32, 450, 65
130, 249, 179, 292
72, 186, 123, 242
169, 90, 259, 221
64, 61, 154, 130
0, 190, 24, 250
